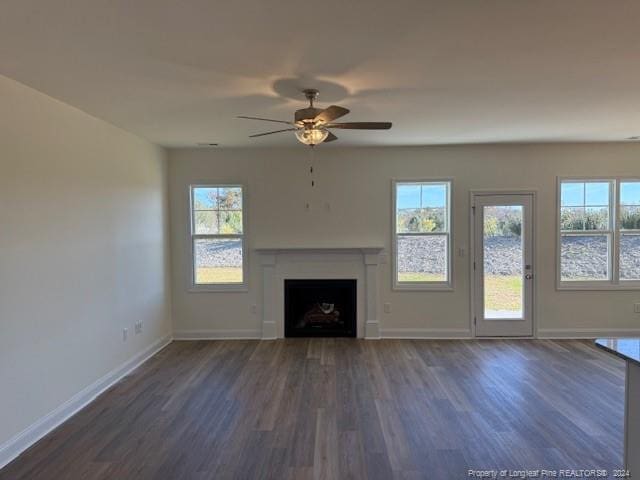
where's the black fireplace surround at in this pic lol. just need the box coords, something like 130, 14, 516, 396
284, 279, 357, 337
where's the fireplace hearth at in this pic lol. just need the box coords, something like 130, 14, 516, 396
284, 279, 357, 337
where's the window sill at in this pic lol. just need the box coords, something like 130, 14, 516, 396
557, 283, 640, 291
393, 283, 454, 292
188, 284, 249, 293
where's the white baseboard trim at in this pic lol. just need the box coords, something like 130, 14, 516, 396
0, 334, 172, 470
173, 329, 262, 340
537, 328, 640, 339
380, 328, 473, 339
261, 321, 277, 340
365, 320, 381, 339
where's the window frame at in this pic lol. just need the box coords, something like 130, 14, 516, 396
392, 178, 454, 291
556, 176, 640, 290
188, 183, 248, 292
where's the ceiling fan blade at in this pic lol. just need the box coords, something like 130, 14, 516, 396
326, 122, 392, 130
237, 116, 293, 125
314, 105, 350, 124
324, 131, 338, 142
248, 128, 296, 138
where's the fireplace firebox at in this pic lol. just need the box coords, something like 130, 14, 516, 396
284, 279, 357, 337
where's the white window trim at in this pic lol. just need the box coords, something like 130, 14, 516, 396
188, 183, 248, 293
556, 176, 640, 291
392, 178, 454, 291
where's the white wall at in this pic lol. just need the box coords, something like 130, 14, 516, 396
169, 144, 640, 338
0, 75, 171, 456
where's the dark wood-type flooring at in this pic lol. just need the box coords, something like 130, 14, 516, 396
0, 339, 625, 479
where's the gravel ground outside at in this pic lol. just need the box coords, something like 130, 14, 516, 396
397, 236, 447, 276
195, 239, 242, 267
621, 234, 640, 279
194, 235, 640, 280
560, 235, 608, 280
398, 235, 640, 278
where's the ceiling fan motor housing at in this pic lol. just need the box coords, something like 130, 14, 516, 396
295, 107, 322, 124
295, 89, 323, 124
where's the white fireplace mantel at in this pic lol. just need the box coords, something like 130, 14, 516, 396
255, 246, 385, 339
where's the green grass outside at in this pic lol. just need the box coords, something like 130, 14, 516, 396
398, 272, 522, 312
398, 272, 446, 282
484, 275, 522, 312
196, 267, 243, 284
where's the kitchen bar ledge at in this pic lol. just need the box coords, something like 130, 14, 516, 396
596, 338, 640, 476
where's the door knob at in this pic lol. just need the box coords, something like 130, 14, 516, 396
525, 273, 533, 280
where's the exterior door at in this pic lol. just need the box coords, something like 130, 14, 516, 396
473, 193, 534, 336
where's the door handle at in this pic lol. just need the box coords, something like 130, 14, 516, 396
525, 273, 533, 280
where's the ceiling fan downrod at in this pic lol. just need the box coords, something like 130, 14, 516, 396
303, 88, 319, 108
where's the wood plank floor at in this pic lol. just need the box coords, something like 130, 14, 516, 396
0, 340, 625, 479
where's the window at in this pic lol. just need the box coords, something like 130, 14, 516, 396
558, 178, 640, 288
620, 181, 640, 281
190, 185, 245, 289
393, 180, 452, 289
559, 180, 612, 282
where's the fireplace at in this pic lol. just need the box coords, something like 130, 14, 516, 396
284, 279, 357, 337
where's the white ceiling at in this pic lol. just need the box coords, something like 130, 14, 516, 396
2, 0, 640, 147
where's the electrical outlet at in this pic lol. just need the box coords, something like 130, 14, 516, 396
250, 304, 257, 314
134, 321, 143, 334
634, 303, 640, 314
384, 302, 392, 314
122, 328, 128, 341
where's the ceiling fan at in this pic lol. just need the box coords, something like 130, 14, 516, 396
237, 89, 392, 146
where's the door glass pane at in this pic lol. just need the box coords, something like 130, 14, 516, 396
483, 206, 523, 319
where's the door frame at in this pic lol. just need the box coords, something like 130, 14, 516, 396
469, 189, 538, 338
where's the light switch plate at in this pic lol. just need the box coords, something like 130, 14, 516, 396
634, 303, 640, 314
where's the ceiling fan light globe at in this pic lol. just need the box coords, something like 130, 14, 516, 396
295, 127, 329, 146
